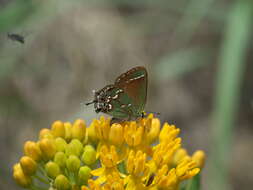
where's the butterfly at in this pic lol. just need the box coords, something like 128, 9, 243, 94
7, 33, 25, 44
86, 66, 148, 121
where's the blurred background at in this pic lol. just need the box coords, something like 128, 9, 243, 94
0, 0, 252, 190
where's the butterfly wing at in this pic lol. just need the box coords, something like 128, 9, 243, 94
101, 85, 134, 119
114, 66, 148, 115
91, 67, 148, 120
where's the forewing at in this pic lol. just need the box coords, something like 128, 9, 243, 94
114, 66, 147, 111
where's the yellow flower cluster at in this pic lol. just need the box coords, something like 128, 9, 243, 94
13, 114, 205, 190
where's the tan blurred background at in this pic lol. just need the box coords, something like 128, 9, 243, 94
0, 0, 253, 190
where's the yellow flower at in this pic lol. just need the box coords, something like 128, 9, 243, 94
152, 138, 181, 168
176, 157, 200, 180
172, 148, 189, 165
86, 179, 102, 190
72, 119, 86, 141
138, 114, 160, 144
152, 165, 178, 189
39, 128, 54, 140
91, 145, 121, 184
39, 138, 57, 160
64, 122, 72, 142
82, 145, 97, 165
124, 121, 144, 147
51, 120, 65, 138
19, 156, 37, 175
126, 150, 148, 177
125, 150, 149, 190
109, 123, 124, 146
123, 116, 160, 156
13, 115, 204, 190
45, 161, 61, 179
13, 164, 32, 188
159, 123, 180, 144
192, 150, 206, 168
23, 141, 42, 161
100, 145, 119, 168
106, 171, 124, 189
89, 116, 111, 143
54, 174, 71, 190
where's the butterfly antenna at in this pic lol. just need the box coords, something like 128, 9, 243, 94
85, 100, 95, 106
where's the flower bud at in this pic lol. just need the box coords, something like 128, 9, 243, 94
20, 156, 37, 175
173, 148, 189, 165
52, 120, 65, 138
24, 141, 42, 161
176, 157, 200, 180
65, 139, 83, 157
71, 139, 83, 152
87, 123, 98, 143
54, 152, 67, 168
39, 128, 54, 139
54, 175, 71, 190
159, 123, 180, 143
81, 145, 96, 165
45, 161, 61, 179
66, 155, 81, 173
63, 122, 72, 142
78, 166, 91, 185
13, 164, 32, 187
192, 150, 205, 168
109, 124, 124, 146
39, 139, 56, 159
81, 186, 89, 190
82, 133, 89, 145
13, 163, 20, 172
146, 118, 160, 143
72, 119, 86, 141
55, 137, 67, 152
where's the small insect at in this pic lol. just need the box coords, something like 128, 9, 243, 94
146, 173, 155, 186
86, 66, 148, 121
7, 33, 25, 44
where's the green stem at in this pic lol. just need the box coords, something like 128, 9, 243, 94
37, 164, 52, 182
33, 175, 50, 185
65, 168, 70, 179
186, 174, 201, 190
210, 0, 253, 190
65, 168, 75, 184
